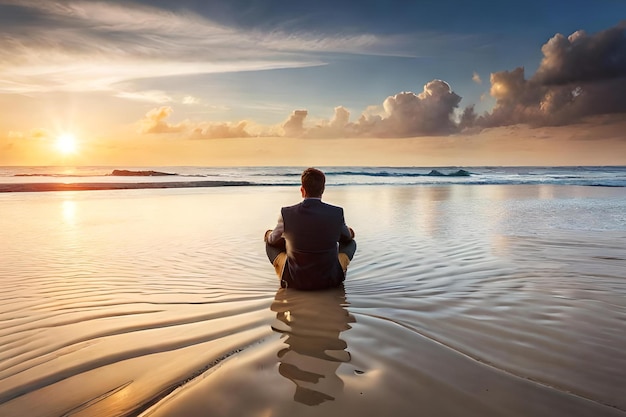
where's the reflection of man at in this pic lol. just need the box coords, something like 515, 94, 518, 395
271, 287, 355, 405
265, 168, 357, 290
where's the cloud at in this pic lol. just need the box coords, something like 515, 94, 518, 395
298, 106, 354, 138
190, 122, 251, 139
288, 21, 626, 138
30, 128, 50, 139
534, 22, 626, 85
0, 0, 405, 94
8, 131, 24, 139
182, 96, 201, 105
458, 105, 478, 131
115, 90, 173, 103
281, 80, 462, 138
472, 72, 482, 84
136, 18, 626, 140
282, 110, 308, 137
380, 80, 462, 136
463, 22, 626, 129
138, 106, 252, 138
138, 107, 187, 134
6, 128, 51, 140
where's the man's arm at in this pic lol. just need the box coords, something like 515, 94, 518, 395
265, 214, 285, 245
339, 210, 355, 243
340, 224, 355, 242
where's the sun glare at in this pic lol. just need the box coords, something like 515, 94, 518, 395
56, 133, 78, 154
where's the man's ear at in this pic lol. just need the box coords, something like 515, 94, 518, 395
300, 186, 306, 198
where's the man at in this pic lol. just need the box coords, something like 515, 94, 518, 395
265, 168, 357, 290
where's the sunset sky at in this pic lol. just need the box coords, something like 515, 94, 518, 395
1, 0, 625, 166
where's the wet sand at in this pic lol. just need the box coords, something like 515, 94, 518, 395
0, 185, 625, 416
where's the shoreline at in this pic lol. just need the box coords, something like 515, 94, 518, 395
0, 180, 253, 193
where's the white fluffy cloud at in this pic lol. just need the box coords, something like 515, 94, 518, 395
138, 107, 187, 134
381, 80, 462, 136
190, 122, 251, 139
139, 106, 252, 138
282, 110, 309, 137
280, 80, 462, 138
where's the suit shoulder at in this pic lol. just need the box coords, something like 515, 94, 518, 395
321, 202, 344, 213
282, 202, 303, 213
321, 200, 341, 208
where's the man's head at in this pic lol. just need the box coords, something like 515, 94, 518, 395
301, 167, 325, 198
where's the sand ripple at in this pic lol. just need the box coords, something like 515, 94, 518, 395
1, 186, 625, 416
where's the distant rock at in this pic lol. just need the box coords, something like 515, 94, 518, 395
109, 169, 177, 176
426, 169, 471, 177
426, 169, 446, 176
450, 169, 471, 177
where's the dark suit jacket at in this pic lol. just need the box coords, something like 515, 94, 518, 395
281, 199, 353, 290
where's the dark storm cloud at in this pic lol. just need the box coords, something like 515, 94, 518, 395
467, 22, 626, 129
534, 22, 626, 85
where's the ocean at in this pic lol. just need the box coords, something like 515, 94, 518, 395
1, 166, 625, 416
1, 165, 626, 190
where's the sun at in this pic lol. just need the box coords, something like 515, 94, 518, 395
56, 133, 78, 154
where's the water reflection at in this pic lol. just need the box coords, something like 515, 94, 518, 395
270, 287, 355, 406
61, 198, 76, 225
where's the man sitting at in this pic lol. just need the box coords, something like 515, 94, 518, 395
265, 168, 357, 290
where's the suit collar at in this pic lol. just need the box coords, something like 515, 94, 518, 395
302, 197, 322, 206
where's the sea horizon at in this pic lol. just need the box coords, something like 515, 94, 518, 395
2, 165, 626, 192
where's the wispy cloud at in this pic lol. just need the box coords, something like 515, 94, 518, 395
115, 90, 172, 104
182, 96, 201, 105
0, 0, 409, 94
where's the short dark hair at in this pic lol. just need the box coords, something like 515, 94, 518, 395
301, 167, 325, 197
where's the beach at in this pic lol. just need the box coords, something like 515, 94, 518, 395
1, 183, 625, 417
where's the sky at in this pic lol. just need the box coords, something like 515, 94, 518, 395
1, 0, 625, 167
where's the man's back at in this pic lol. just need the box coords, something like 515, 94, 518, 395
265, 168, 356, 290
282, 199, 349, 289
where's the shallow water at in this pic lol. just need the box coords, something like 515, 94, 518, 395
0, 185, 625, 416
